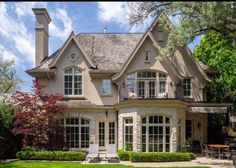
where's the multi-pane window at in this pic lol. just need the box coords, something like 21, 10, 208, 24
159, 74, 167, 93
127, 71, 167, 98
64, 67, 82, 95
141, 116, 170, 152
109, 122, 115, 144
145, 50, 150, 62
64, 118, 89, 149
99, 122, 105, 146
124, 118, 133, 151
102, 79, 112, 95
183, 78, 191, 96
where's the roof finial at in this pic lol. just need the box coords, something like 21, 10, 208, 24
104, 25, 107, 33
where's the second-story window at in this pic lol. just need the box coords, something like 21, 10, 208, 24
183, 78, 191, 96
145, 50, 150, 62
159, 74, 167, 93
103, 79, 112, 95
64, 67, 82, 96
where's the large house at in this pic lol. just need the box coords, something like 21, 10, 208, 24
27, 8, 230, 152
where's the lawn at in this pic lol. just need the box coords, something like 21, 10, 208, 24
0, 161, 210, 168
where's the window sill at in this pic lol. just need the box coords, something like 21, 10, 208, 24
101, 94, 113, 97
63, 95, 86, 100
144, 61, 150, 63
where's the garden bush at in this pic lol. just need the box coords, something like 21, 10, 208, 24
117, 150, 132, 161
130, 152, 192, 162
16, 150, 86, 161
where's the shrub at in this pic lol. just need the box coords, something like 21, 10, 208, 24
130, 152, 192, 162
118, 150, 132, 161
187, 152, 196, 160
16, 150, 86, 161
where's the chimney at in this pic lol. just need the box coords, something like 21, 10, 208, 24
32, 8, 51, 66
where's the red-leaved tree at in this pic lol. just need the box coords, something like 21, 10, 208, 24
11, 80, 67, 149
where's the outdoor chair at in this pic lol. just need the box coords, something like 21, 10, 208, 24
201, 144, 210, 157
105, 144, 119, 163
209, 146, 219, 158
85, 144, 99, 163
222, 147, 231, 160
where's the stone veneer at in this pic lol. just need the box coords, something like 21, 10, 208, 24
118, 106, 185, 152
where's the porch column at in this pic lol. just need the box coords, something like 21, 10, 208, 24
133, 113, 141, 152
118, 114, 123, 150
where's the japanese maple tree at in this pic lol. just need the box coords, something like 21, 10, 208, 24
11, 80, 67, 149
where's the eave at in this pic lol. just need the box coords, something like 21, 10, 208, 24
26, 69, 56, 79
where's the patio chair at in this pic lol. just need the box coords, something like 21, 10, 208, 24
105, 144, 119, 163
201, 144, 210, 157
85, 144, 99, 163
209, 146, 219, 158
222, 146, 230, 160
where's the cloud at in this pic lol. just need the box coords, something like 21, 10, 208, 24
15, 2, 47, 17
97, 2, 151, 32
0, 44, 18, 63
0, 2, 34, 64
49, 8, 73, 40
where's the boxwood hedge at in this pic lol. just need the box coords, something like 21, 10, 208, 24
16, 150, 86, 161
118, 150, 196, 162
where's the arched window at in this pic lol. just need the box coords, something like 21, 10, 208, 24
64, 67, 82, 95
127, 71, 167, 98
141, 115, 170, 152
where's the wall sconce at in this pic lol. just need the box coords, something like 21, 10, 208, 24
105, 110, 108, 118
197, 122, 201, 130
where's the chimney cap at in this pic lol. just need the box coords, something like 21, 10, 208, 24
32, 8, 51, 23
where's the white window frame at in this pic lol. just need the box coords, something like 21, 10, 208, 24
124, 118, 133, 151
62, 117, 90, 150
157, 30, 164, 42
102, 79, 112, 95
63, 67, 84, 97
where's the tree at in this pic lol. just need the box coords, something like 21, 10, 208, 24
193, 31, 236, 141
0, 59, 21, 94
127, 2, 236, 58
11, 80, 67, 149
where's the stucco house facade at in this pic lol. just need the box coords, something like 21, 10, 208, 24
27, 8, 230, 152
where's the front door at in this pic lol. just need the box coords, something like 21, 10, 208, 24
98, 121, 116, 150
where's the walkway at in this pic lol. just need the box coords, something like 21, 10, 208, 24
82, 156, 234, 168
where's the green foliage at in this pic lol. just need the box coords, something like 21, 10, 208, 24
16, 150, 86, 161
193, 31, 236, 118
128, 2, 236, 58
129, 152, 192, 162
117, 150, 131, 161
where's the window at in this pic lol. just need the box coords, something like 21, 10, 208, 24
157, 31, 164, 42
145, 50, 150, 62
109, 122, 115, 144
64, 117, 89, 149
103, 79, 112, 95
185, 120, 192, 140
99, 122, 105, 146
183, 78, 191, 96
141, 116, 170, 152
124, 118, 133, 151
127, 71, 167, 98
64, 67, 82, 95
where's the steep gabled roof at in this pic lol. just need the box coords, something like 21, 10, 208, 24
49, 31, 96, 68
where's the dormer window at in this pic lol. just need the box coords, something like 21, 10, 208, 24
64, 67, 82, 96
157, 30, 164, 42
145, 50, 150, 62
102, 79, 112, 95
183, 78, 191, 96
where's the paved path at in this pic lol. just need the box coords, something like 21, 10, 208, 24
83, 157, 234, 168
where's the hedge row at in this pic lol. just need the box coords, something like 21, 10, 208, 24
16, 150, 86, 161
118, 150, 196, 162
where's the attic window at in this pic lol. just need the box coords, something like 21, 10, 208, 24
145, 50, 150, 62
157, 31, 164, 42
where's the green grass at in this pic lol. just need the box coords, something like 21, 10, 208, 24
0, 160, 210, 168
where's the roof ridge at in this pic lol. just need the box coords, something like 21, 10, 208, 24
76, 32, 144, 36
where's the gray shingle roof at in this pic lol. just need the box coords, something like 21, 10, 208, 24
31, 33, 143, 72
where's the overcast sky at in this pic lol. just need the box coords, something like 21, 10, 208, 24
0, 2, 200, 92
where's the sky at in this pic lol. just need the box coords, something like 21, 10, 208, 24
0, 2, 200, 92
